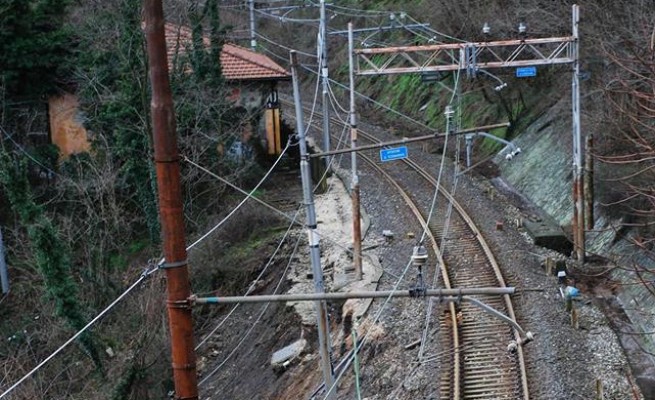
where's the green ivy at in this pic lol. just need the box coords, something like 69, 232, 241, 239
77, 0, 160, 244
0, 149, 102, 370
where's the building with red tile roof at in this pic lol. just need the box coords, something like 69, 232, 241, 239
164, 23, 289, 82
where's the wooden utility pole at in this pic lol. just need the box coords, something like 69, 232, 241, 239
144, 1, 198, 399
354, 5, 584, 261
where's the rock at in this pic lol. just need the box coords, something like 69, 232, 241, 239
271, 339, 307, 368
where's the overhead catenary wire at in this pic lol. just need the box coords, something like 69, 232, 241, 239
320, 258, 415, 399
197, 224, 302, 386
183, 139, 292, 252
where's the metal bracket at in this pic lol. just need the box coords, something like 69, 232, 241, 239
161, 260, 188, 269
167, 299, 192, 309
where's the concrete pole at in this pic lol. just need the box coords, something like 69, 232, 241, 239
0, 226, 8, 294
144, 1, 198, 398
571, 4, 585, 261
348, 23, 363, 280
320, 0, 331, 168
585, 134, 594, 230
290, 51, 336, 399
249, 0, 257, 50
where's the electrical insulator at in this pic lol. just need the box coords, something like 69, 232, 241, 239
518, 22, 527, 35
411, 245, 428, 267
482, 22, 491, 35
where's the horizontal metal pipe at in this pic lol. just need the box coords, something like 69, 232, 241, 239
192, 287, 515, 304
310, 122, 511, 158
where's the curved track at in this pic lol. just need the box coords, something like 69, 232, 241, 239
282, 98, 529, 399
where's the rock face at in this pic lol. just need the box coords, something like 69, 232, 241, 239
493, 99, 655, 394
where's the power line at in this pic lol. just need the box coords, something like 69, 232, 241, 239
0, 125, 58, 178
184, 139, 292, 252
0, 266, 158, 400
197, 223, 301, 386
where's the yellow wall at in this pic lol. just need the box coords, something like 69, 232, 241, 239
49, 94, 90, 158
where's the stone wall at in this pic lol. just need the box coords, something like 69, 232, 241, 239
493, 99, 655, 383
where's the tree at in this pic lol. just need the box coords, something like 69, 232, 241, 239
0, 0, 74, 98
76, 0, 161, 244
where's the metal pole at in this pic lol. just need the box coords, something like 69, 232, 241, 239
144, 2, 198, 399
585, 134, 594, 230
290, 51, 336, 399
349, 23, 363, 280
249, 0, 257, 50
320, 0, 331, 168
571, 4, 585, 261
0, 226, 8, 294
193, 287, 516, 304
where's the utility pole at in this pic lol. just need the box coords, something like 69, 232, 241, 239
319, 0, 331, 168
144, 1, 198, 399
348, 23, 363, 280
585, 134, 594, 230
0, 227, 8, 294
290, 51, 336, 399
353, 4, 584, 261
249, 0, 257, 51
571, 5, 585, 260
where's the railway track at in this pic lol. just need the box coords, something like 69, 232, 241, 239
281, 98, 529, 399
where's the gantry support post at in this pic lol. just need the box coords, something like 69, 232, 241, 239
571, 4, 585, 261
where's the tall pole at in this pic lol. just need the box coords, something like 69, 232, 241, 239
144, 1, 198, 399
348, 23, 363, 280
585, 134, 594, 230
571, 4, 585, 261
290, 51, 336, 399
320, 0, 331, 167
0, 227, 8, 294
249, 0, 256, 50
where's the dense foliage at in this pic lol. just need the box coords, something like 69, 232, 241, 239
0, 0, 75, 98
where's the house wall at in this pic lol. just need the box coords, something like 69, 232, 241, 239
48, 93, 90, 158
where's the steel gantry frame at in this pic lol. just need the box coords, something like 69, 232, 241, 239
354, 5, 585, 261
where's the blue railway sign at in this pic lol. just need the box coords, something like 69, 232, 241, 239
380, 146, 408, 162
516, 66, 537, 78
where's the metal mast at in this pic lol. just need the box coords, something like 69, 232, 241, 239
249, 0, 257, 50
290, 51, 336, 399
348, 23, 363, 280
319, 0, 331, 167
144, 1, 198, 398
571, 4, 585, 260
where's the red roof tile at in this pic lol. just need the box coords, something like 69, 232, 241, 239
164, 23, 289, 81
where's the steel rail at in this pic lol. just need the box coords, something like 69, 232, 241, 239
282, 97, 529, 399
